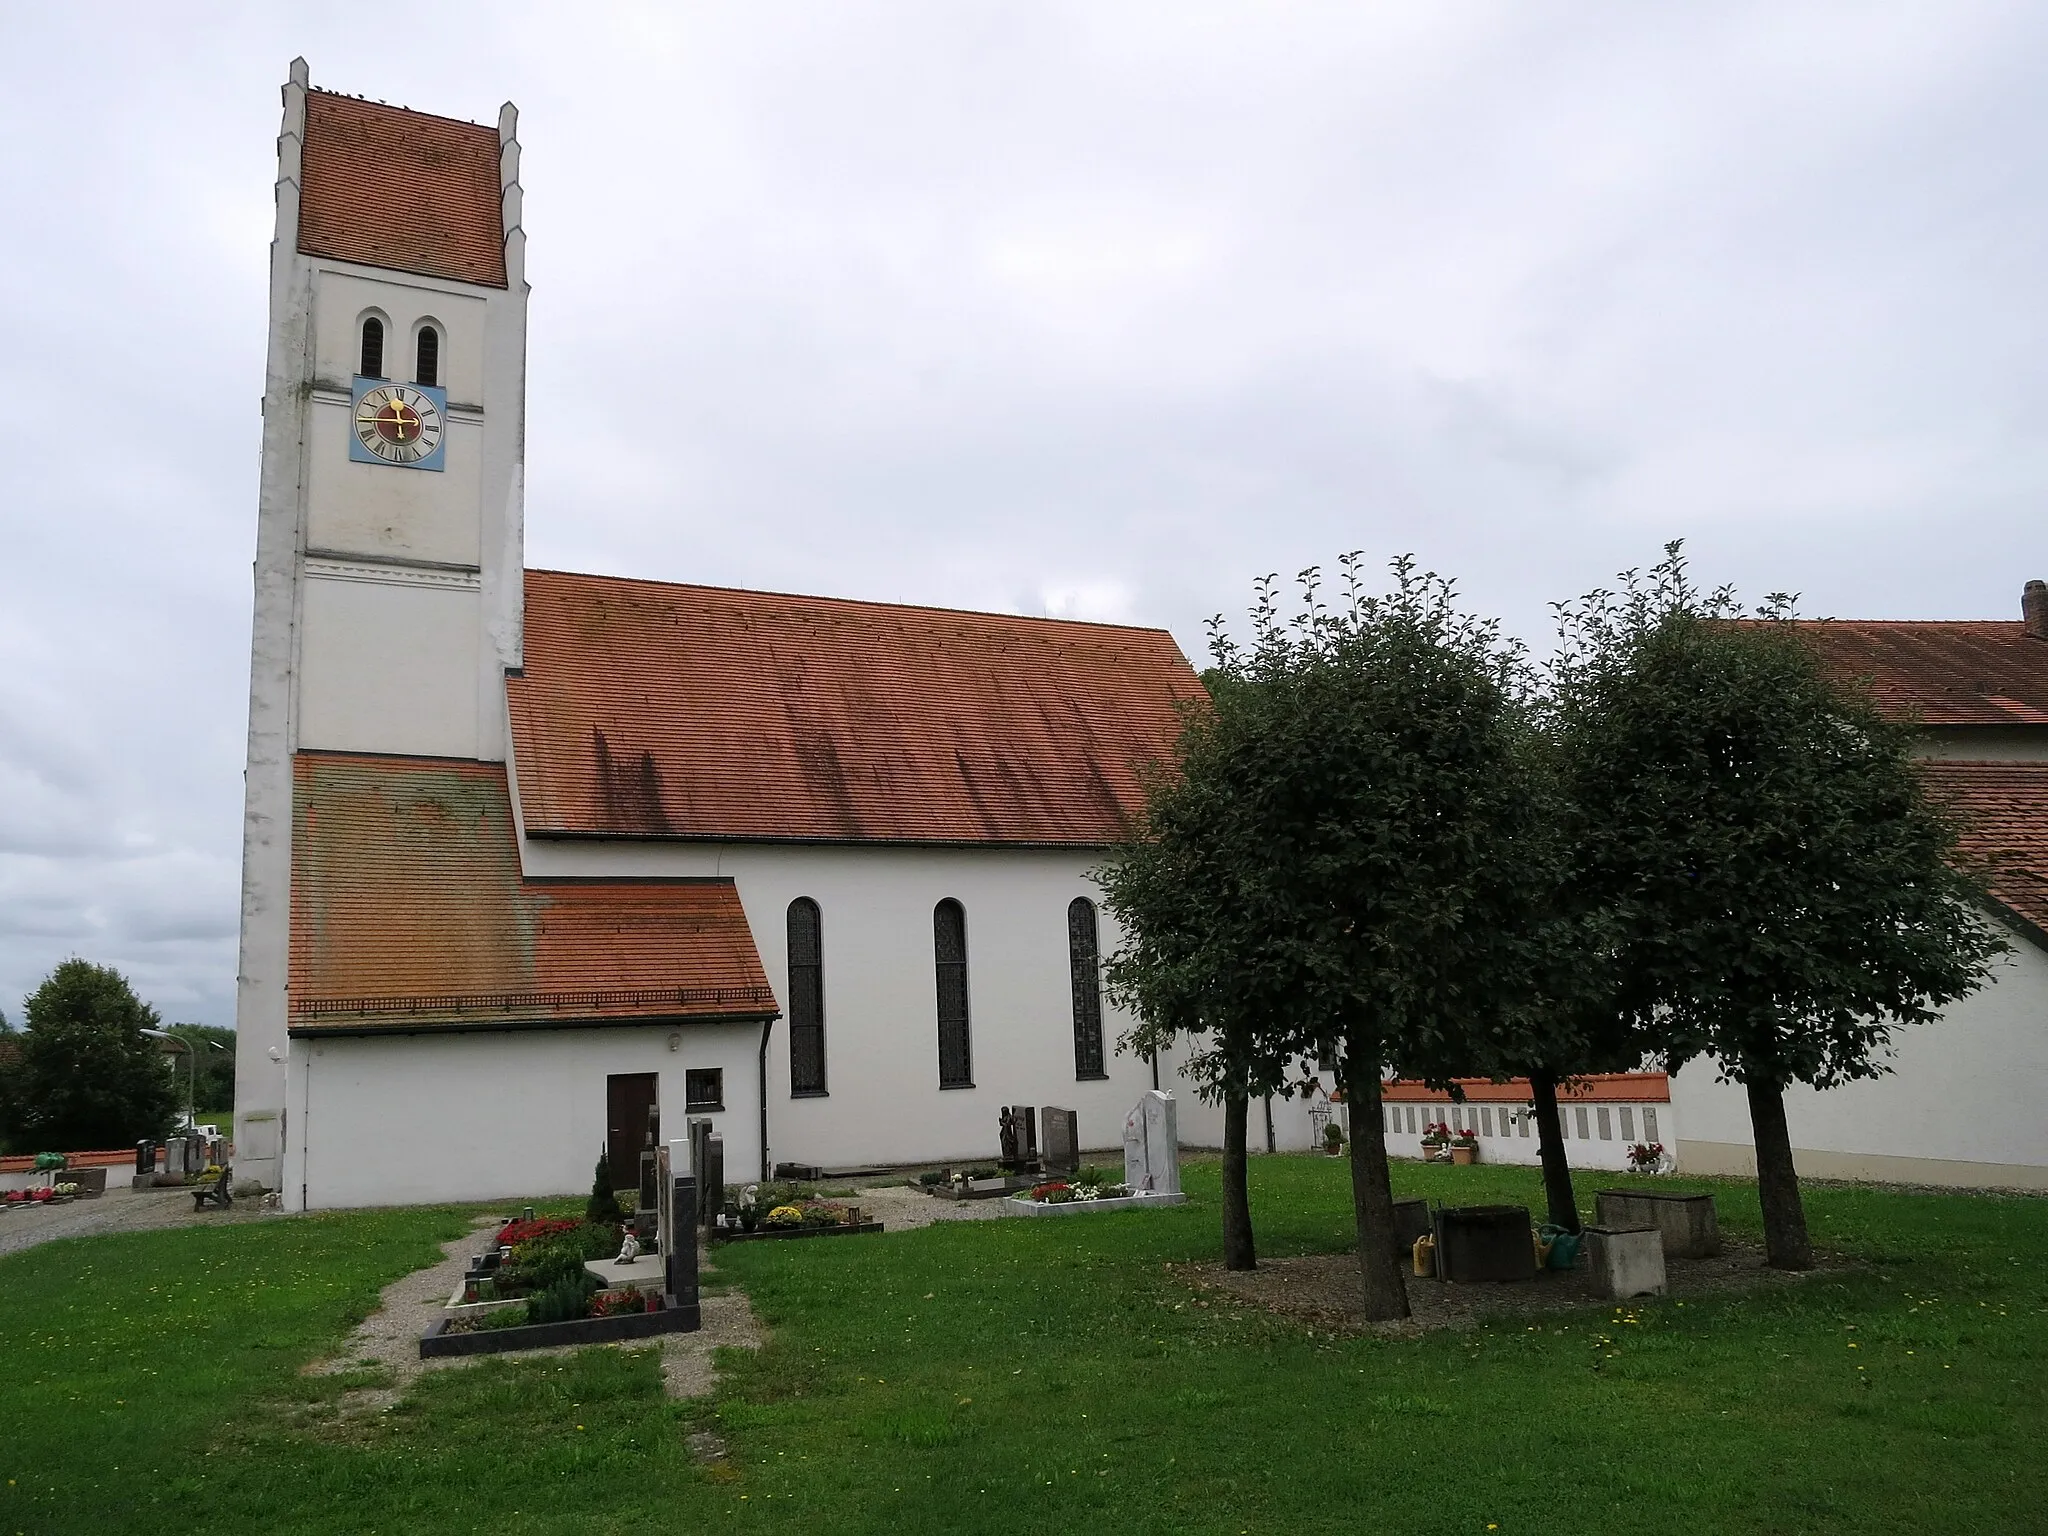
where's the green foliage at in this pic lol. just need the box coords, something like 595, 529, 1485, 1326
1100, 555, 1553, 1094
1551, 545, 2007, 1090
586, 1149, 624, 1224
172, 1024, 236, 1119
525, 1269, 600, 1326
0, 959, 177, 1154
500, 1221, 616, 1294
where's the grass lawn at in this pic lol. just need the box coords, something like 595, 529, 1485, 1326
1, 1158, 2043, 1535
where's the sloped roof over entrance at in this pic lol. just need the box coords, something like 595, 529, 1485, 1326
289, 753, 776, 1033
1796, 621, 2048, 727
507, 569, 1206, 845
1920, 759, 2048, 943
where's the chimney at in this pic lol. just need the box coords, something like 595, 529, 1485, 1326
2027, 580, 2048, 640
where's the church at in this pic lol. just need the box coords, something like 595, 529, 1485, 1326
231, 65, 1209, 1210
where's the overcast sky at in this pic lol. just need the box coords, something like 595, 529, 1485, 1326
2, 2, 2044, 1032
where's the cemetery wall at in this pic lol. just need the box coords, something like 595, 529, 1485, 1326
1671, 932, 2048, 1191
282, 1021, 764, 1210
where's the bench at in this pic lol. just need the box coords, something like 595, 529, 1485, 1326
191, 1170, 233, 1210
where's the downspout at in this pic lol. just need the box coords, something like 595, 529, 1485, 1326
758, 1018, 773, 1183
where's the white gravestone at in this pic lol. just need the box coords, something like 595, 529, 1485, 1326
1122, 1090, 1181, 1195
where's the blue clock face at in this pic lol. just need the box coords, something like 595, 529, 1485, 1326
349, 377, 447, 471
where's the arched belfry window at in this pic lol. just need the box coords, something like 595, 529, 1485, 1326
787, 898, 826, 1097
359, 316, 384, 378
933, 899, 973, 1089
1068, 897, 1107, 1080
414, 325, 440, 388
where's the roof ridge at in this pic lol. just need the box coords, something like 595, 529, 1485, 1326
305, 87, 497, 136
523, 565, 1188, 643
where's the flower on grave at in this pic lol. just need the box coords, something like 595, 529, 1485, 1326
765, 1204, 804, 1228
1032, 1181, 1077, 1204
1421, 1122, 1452, 1144
1627, 1142, 1666, 1169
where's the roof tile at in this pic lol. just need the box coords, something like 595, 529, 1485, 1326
508, 570, 1206, 845
1382, 1074, 1671, 1105
298, 91, 507, 288
1919, 758, 2048, 938
1797, 621, 2048, 728
290, 753, 775, 1031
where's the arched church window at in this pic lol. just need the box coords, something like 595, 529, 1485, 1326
415, 325, 440, 388
787, 898, 826, 1096
1067, 897, 1107, 1080
933, 899, 972, 1089
359, 316, 384, 378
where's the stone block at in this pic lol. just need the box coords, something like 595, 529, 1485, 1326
1040, 1107, 1079, 1173
1594, 1190, 1719, 1259
1585, 1225, 1667, 1299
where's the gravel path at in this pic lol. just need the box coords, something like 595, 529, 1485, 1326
0, 1182, 275, 1260
849, 1183, 1009, 1231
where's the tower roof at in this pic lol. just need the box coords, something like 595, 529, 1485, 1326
298, 90, 508, 288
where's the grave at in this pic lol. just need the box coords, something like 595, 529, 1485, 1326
1584, 1225, 1667, 1299
1122, 1090, 1182, 1196
1594, 1190, 1720, 1259
1040, 1107, 1080, 1174
638, 1102, 661, 1213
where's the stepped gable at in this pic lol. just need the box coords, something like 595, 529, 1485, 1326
507, 569, 1206, 846
289, 752, 776, 1033
298, 89, 508, 287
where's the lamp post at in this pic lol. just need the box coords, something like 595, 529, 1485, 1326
141, 1028, 196, 1131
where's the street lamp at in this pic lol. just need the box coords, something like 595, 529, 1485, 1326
141, 1028, 196, 1131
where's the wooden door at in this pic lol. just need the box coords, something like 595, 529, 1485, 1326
606, 1073, 659, 1188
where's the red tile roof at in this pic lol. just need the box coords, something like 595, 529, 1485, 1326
298, 90, 507, 288
1383, 1074, 1671, 1104
507, 570, 1207, 845
290, 753, 776, 1032
1796, 621, 2048, 728
1919, 759, 2048, 940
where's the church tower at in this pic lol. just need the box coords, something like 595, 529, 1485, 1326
233, 61, 529, 1196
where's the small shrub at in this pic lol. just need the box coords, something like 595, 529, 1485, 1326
916, 1170, 946, 1187
527, 1270, 599, 1326
587, 1151, 625, 1224
1073, 1165, 1113, 1189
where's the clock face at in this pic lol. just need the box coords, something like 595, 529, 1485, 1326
352, 382, 444, 466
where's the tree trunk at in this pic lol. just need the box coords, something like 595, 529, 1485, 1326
1343, 1062, 1410, 1321
1529, 1070, 1580, 1233
1746, 1078, 1813, 1270
1221, 1090, 1257, 1271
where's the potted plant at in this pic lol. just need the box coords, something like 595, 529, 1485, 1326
1449, 1126, 1480, 1165
1322, 1121, 1346, 1157
1626, 1141, 1666, 1174
1420, 1121, 1452, 1163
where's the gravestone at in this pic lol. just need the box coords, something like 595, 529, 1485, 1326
1122, 1090, 1181, 1195
638, 1103, 660, 1211
1593, 1190, 1720, 1259
1040, 1107, 1079, 1174
657, 1137, 701, 1324
134, 1141, 156, 1175
699, 1131, 725, 1228
998, 1106, 1039, 1172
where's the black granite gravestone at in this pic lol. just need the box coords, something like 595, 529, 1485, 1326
1040, 1107, 1079, 1173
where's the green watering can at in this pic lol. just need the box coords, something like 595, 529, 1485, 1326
1539, 1224, 1581, 1269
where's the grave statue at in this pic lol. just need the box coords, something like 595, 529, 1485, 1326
615, 1230, 641, 1265
999, 1106, 1021, 1166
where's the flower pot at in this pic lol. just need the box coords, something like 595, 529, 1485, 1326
1450, 1145, 1477, 1166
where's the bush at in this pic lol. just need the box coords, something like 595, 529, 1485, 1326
526, 1270, 599, 1326
1073, 1165, 1113, 1189
586, 1152, 625, 1224
916, 1170, 946, 1187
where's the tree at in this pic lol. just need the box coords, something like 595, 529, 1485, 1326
1100, 670, 1303, 1271
1106, 558, 1555, 1318
0, 960, 178, 1153
1553, 546, 2006, 1268
587, 1149, 625, 1224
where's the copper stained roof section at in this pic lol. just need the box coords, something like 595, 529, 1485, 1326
1797, 622, 2048, 728
298, 90, 508, 288
290, 753, 777, 1032
1920, 759, 2048, 942
508, 570, 1206, 845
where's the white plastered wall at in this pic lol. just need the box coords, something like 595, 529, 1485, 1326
285, 1022, 766, 1211
296, 573, 482, 758
1378, 1098, 1672, 1172
1672, 933, 2048, 1190
516, 833, 1209, 1170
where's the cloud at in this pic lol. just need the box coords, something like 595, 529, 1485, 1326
3, 1, 2047, 1024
